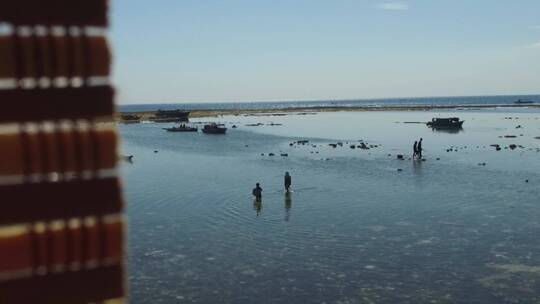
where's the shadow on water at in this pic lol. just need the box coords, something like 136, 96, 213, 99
284, 192, 292, 221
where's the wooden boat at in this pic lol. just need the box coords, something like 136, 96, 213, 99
163, 126, 198, 132
202, 123, 227, 134
427, 117, 464, 128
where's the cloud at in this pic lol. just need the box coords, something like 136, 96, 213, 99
378, 2, 409, 11
531, 41, 540, 48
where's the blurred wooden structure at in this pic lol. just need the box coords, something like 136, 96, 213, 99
0, 0, 126, 303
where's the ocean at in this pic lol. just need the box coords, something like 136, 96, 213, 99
119, 95, 540, 112
121, 108, 540, 303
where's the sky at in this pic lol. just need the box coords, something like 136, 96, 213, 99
110, 0, 540, 105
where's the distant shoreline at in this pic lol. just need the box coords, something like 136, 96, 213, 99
117, 103, 540, 122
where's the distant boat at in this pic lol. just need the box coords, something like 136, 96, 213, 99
202, 123, 227, 134
162, 126, 198, 132
515, 99, 534, 104
427, 117, 464, 128
150, 109, 190, 122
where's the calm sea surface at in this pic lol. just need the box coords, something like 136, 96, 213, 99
121, 108, 540, 303
119, 95, 540, 112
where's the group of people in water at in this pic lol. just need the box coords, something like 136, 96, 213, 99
252, 171, 291, 202
253, 140, 424, 201
413, 138, 423, 160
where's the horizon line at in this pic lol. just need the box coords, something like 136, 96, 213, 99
119, 92, 540, 106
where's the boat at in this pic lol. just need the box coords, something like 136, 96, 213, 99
150, 109, 190, 122
202, 123, 227, 134
426, 117, 464, 128
515, 99, 534, 104
162, 125, 198, 132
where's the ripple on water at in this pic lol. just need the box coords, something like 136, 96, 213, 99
121, 117, 540, 303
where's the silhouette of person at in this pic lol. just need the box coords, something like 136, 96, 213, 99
284, 172, 292, 192
413, 141, 418, 159
417, 138, 423, 159
252, 183, 263, 202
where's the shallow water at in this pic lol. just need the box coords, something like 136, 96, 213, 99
121, 109, 540, 303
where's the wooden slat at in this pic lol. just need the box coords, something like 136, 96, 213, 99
0, 86, 114, 123
0, 217, 124, 275
0, 265, 124, 304
0, 35, 111, 79
0, 36, 16, 78
0, 178, 122, 225
0, 227, 32, 274
0, 0, 108, 27
0, 127, 117, 176
0, 132, 24, 176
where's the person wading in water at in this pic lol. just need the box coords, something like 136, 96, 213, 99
252, 183, 263, 202
284, 172, 292, 192
417, 138, 423, 159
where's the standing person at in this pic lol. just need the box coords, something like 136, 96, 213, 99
413, 141, 418, 159
252, 183, 263, 201
417, 138, 423, 159
284, 172, 292, 192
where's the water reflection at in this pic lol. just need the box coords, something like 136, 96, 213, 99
430, 126, 464, 134
412, 158, 423, 177
284, 192, 292, 221
253, 200, 262, 217
122, 111, 540, 303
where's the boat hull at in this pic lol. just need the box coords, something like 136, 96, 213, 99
163, 127, 198, 132
202, 128, 227, 134
151, 118, 189, 123
426, 121, 464, 128
427, 117, 464, 128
